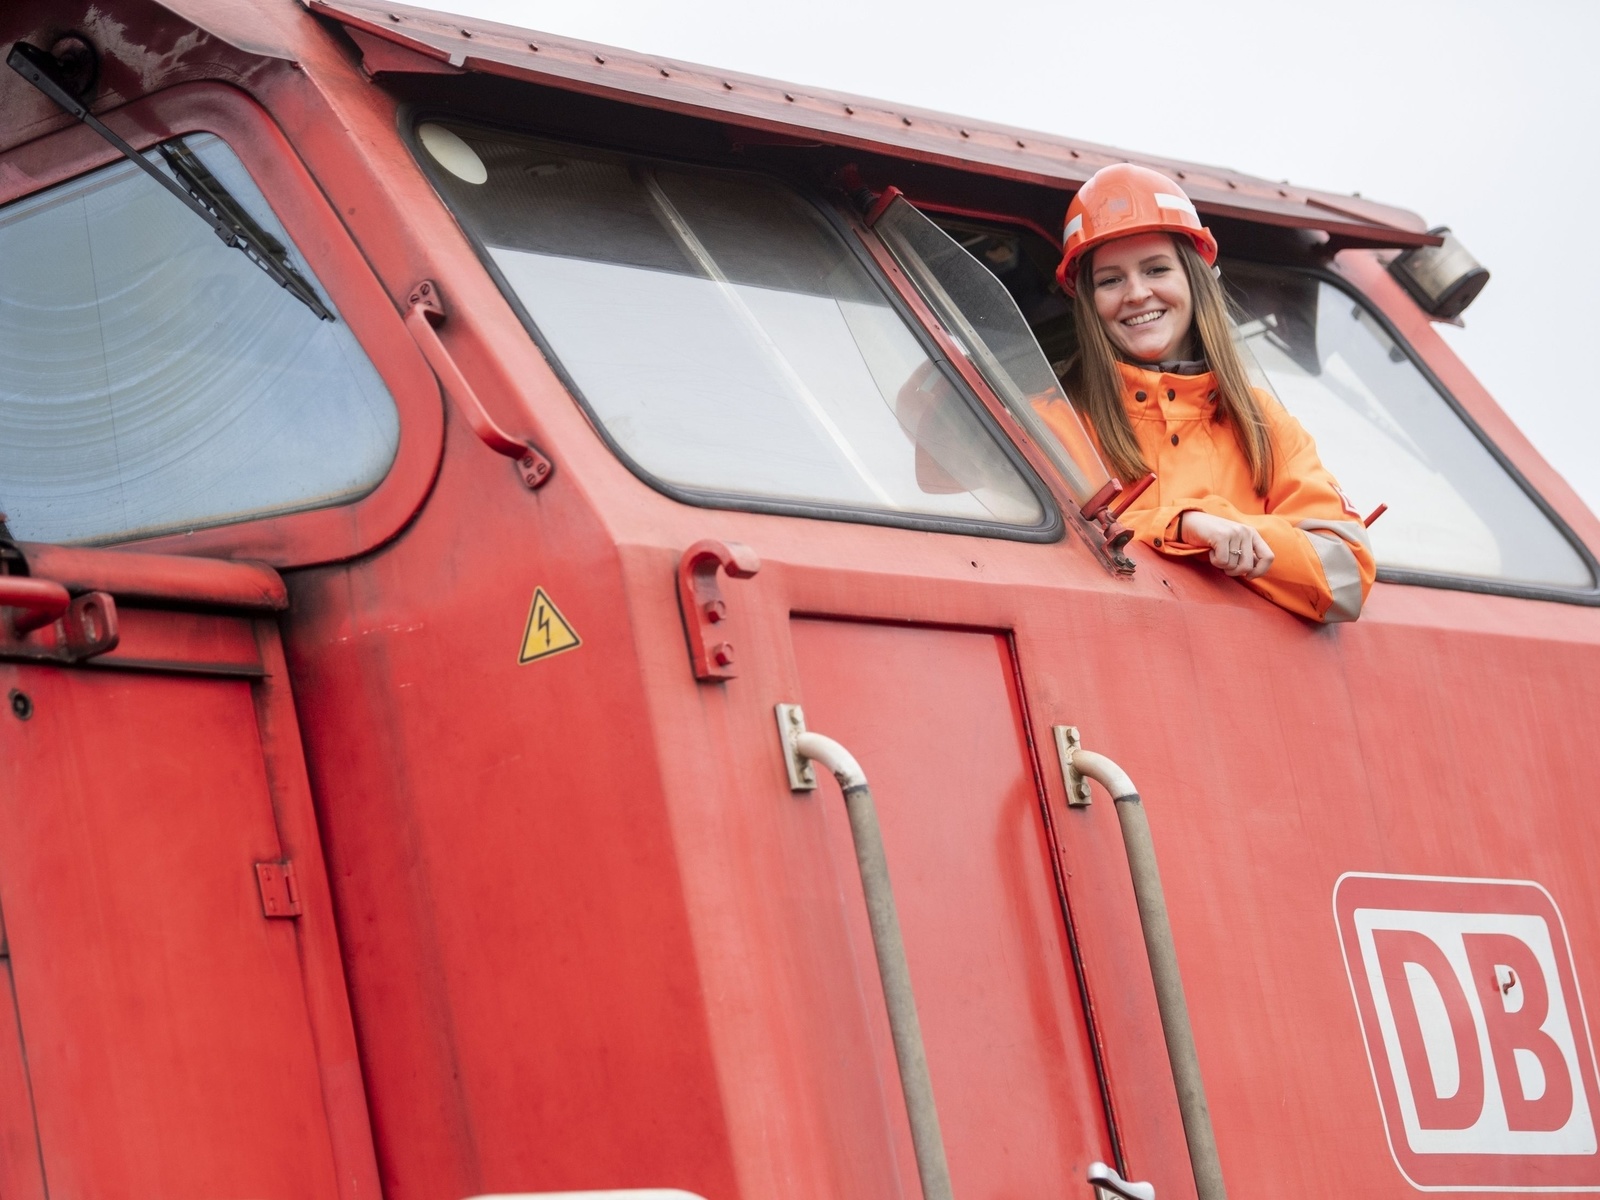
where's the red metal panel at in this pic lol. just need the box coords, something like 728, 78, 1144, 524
790, 618, 1113, 1194
0, 963, 45, 1200
0, 661, 345, 1197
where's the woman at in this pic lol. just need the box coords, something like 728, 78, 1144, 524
1041, 163, 1375, 623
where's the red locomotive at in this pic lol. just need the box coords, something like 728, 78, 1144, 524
0, 2, 1594, 1198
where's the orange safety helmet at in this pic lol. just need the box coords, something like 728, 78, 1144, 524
1055, 163, 1218, 295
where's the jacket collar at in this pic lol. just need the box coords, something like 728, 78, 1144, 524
1115, 360, 1220, 421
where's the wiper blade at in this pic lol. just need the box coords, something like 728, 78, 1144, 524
6, 40, 335, 322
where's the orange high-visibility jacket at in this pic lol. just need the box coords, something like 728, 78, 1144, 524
1039, 362, 1376, 622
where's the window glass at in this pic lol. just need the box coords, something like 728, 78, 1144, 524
0, 134, 400, 544
1228, 264, 1593, 588
873, 196, 1111, 508
417, 122, 1047, 529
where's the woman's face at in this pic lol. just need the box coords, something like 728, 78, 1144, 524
1089, 232, 1194, 363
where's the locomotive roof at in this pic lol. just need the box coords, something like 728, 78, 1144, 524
0, 0, 1438, 250
306, 0, 1440, 250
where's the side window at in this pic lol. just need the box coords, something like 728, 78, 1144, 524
413, 122, 1051, 535
0, 133, 400, 545
1228, 263, 1595, 592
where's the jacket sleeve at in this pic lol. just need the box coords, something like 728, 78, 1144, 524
1151, 397, 1377, 623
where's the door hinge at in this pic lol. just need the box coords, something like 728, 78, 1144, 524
254, 861, 302, 919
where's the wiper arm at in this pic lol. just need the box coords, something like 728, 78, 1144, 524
6, 40, 334, 322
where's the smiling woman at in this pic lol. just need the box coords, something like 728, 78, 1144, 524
1039, 163, 1377, 623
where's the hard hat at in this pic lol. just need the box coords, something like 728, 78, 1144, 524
1055, 163, 1218, 295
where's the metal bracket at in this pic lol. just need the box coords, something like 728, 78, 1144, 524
255, 862, 303, 919
775, 704, 817, 791
1055, 725, 1093, 807
1089, 1161, 1155, 1200
677, 539, 759, 682
0, 589, 119, 665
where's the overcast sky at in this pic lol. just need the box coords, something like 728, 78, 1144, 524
423, 0, 1600, 514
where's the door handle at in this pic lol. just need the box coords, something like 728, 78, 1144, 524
0, 575, 118, 662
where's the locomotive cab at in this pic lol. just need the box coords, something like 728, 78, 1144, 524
1, 2, 1599, 1199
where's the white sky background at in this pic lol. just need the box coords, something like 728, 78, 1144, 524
425, 0, 1600, 515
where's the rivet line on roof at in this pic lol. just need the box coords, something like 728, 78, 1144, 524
844, 105, 854, 114
723, 80, 733, 89
387, 11, 401, 19
1175, 170, 1186, 179
528, 42, 538, 51
902, 116, 912, 126
959, 129, 969, 137
1015, 139, 1026, 148
460, 28, 472, 37
784, 92, 795, 101
1227, 180, 1236, 189
595, 54, 605, 64
1070, 149, 1080, 158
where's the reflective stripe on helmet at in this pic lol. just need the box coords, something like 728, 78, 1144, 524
1154, 193, 1198, 216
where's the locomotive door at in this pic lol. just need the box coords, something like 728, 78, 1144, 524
0, 549, 376, 1199
790, 617, 1113, 1194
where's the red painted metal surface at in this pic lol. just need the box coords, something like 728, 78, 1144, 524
0, 2, 1595, 1199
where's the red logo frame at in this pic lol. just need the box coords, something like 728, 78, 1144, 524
1335, 873, 1600, 1191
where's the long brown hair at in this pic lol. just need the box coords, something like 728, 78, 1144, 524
1064, 237, 1276, 495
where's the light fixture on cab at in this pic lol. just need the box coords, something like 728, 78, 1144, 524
1388, 226, 1490, 320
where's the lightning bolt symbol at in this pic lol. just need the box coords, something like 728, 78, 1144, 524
537, 602, 552, 647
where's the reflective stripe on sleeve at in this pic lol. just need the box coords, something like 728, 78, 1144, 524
1296, 516, 1372, 552
1297, 520, 1366, 622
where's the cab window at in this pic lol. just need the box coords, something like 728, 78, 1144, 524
0, 133, 400, 546
413, 121, 1051, 535
1227, 263, 1594, 591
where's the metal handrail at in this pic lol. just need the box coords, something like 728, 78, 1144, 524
1065, 741, 1227, 1200
777, 704, 955, 1200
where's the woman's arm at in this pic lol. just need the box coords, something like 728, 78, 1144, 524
1130, 398, 1375, 622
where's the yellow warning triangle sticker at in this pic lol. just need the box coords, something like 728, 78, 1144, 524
518, 587, 582, 664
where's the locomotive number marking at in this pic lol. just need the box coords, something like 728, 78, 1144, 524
518, 587, 582, 664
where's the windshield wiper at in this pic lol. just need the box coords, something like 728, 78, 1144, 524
7, 40, 334, 322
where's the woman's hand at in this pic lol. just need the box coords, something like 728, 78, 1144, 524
1178, 512, 1275, 580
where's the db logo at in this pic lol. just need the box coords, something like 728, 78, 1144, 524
1335, 874, 1600, 1190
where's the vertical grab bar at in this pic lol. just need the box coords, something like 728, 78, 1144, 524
776, 704, 955, 1200
1062, 735, 1227, 1200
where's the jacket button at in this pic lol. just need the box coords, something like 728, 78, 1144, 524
1170, 434, 1179, 445
1167, 388, 1176, 400
1135, 391, 1147, 401
1153, 537, 1163, 547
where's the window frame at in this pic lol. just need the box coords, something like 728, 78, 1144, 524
1225, 259, 1600, 606
0, 82, 444, 566
402, 113, 1064, 544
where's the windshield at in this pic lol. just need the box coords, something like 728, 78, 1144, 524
0, 133, 399, 544
1228, 264, 1593, 590
414, 122, 1051, 534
